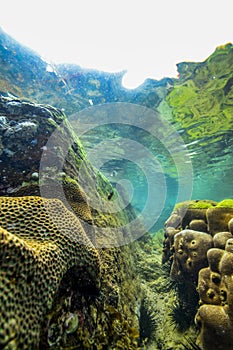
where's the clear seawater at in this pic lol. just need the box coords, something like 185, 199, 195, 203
0, 29, 233, 232
76, 113, 233, 231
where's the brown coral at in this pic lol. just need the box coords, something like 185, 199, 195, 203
170, 229, 213, 282
207, 207, 233, 235
189, 219, 207, 232
0, 196, 101, 349
213, 231, 233, 249
162, 200, 214, 264
196, 243, 233, 349
196, 303, 233, 350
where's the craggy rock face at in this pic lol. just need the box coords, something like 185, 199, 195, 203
196, 226, 233, 349
196, 302, 233, 350
0, 97, 142, 349
197, 267, 222, 306
162, 226, 180, 264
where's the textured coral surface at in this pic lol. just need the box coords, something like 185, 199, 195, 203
163, 199, 233, 350
0, 196, 100, 349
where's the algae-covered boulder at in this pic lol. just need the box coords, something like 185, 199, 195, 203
0, 96, 143, 349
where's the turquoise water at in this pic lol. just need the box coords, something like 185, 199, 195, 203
0, 29, 233, 232
74, 113, 233, 232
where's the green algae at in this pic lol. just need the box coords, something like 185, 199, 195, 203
216, 199, 233, 208
174, 198, 233, 211
174, 200, 217, 210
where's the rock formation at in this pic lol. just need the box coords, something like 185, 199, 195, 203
163, 199, 233, 350
0, 96, 145, 349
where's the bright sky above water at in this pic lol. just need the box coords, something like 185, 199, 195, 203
1, 0, 232, 88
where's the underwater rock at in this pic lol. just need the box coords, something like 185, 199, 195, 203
197, 267, 222, 305
0, 96, 144, 349
0, 96, 112, 226
165, 213, 182, 228
196, 303, 233, 350
162, 199, 233, 265
228, 218, 233, 234
162, 226, 180, 264
162, 200, 216, 264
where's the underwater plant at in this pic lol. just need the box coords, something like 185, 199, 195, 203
182, 337, 202, 350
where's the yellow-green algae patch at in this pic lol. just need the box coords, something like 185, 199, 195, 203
216, 198, 233, 208
174, 199, 217, 210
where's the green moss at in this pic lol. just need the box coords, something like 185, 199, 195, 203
174, 200, 216, 210
216, 199, 233, 208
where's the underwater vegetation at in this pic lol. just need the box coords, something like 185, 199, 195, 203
182, 337, 202, 350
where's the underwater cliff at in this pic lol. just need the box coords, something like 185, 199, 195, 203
0, 28, 233, 350
0, 96, 146, 349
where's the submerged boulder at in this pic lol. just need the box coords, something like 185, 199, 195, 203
0, 96, 144, 349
